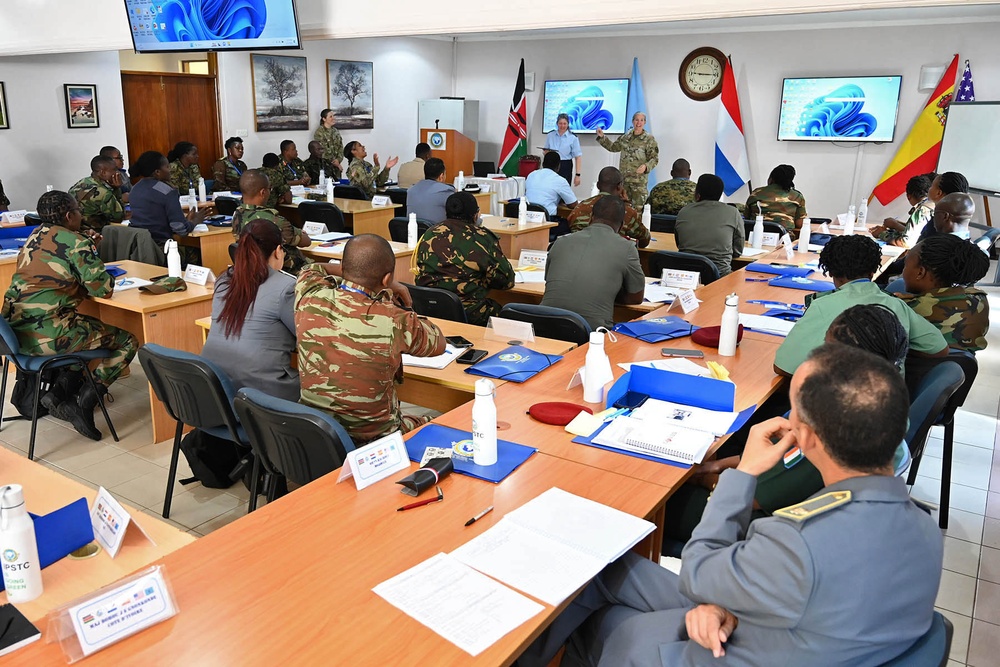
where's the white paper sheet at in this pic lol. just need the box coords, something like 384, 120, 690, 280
312, 231, 353, 242
643, 283, 683, 303
514, 268, 545, 284
630, 398, 740, 435
591, 415, 715, 465
738, 313, 796, 337
740, 247, 768, 258
113, 277, 154, 292
402, 344, 462, 369
617, 358, 712, 377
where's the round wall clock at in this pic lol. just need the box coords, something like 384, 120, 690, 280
679, 47, 727, 101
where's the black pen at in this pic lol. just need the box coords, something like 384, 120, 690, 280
465, 506, 494, 527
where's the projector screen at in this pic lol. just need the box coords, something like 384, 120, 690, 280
777, 76, 902, 142
543, 79, 630, 134
937, 102, 1000, 197
124, 0, 301, 53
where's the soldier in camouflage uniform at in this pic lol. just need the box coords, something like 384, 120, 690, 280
303, 140, 338, 184
0, 178, 11, 210
1, 191, 137, 439
647, 159, 696, 215
167, 141, 202, 195
212, 137, 247, 193
414, 192, 515, 325
344, 141, 398, 199
68, 156, 125, 234
314, 109, 344, 180
295, 235, 445, 444
596, 112, 659, 209
279, 140, 311, 186
232, 170, 310, 275
260, 153, 293, 209
569, 166, 650, 248
746, 165, 807, 231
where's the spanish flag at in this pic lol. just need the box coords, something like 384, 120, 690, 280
871, 54, 959, 205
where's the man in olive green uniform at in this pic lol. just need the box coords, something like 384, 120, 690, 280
648, 158, 696, 215
295, 235, 445, 444
0, 178, 10, 210
568, 166, 650, 248
2, 191, 137, 440
344, 141, 398, 199
596, 111, 659, 208
260, 153, 292, 209
415, 191, 515, 326
68, 155, 125, 234
314, 108, 344, 179
279, 140, 311, 187
303, 140, 337, 184
232, 170, 310, 274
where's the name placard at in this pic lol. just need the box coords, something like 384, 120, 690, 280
290, 185, 306, 195
780, 234, 795, 260
90, 487, 153, 558
1, 209, 27, 225
525, 210, 546, 224
660, 269, 700, 290
678, 289, 700, 314
371, 195, 393, 207
761, 232, 779, 247
485, 316, 535, 343
517, 249, 548, 268
213, 191, 232, 198
302, 221, 327, 237
337, 431, 411, 490
183, 264, 216, 286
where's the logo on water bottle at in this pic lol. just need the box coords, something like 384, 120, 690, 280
2, 548, 17, 562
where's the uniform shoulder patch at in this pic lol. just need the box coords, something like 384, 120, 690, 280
773, 490, 852, 523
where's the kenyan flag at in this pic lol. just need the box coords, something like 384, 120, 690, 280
499, 59, 527, 177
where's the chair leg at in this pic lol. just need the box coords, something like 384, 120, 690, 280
163, 421, 184, 519
0, 359, 8, 427
265, 473, 280, 504
939, 421, 954, 530
247, 456, 261, 513
81, 367, 119, 442
27, 372, 44, 461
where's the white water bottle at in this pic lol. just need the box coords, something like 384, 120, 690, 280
590, 182, 599, 197
641, 204, 652, 231
166, 240, 182, 278
457, 171, 466, 190
719, 293, 740, 357
797, 217, 811, 252
752, 215, 764, 249
583, 330, 613, 404
319, 168, 326, 189
1, 485, 43, 603
845, 204, 856, 236
407, 213, 418, 248
518, 197, 528, 226
857, 198, 868, 228
326, 178, 334, 203
197, 177, 207, 203
472, 379, 498, 466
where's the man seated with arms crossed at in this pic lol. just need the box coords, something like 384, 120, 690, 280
517, 343, 943, 667
295, 234, 445, 444
397, 142, 432, 189
303, 140, 337, 185
647, 158, 696, 215
406, 157, 454, 224
233, 170, 311, 275
68, 155, 125, 236
569, 167, 650, 248
775, 235, 947, 375
542, 196, 645, 330
674, 173, 745, 277
524, 151, 577, 220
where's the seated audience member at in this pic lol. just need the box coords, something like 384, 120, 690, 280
415, 192, 514, 325
568, 166, 650, 248
303, 140, 337, 184
68, 155, 125, 234
518, 343, 943, 667
0, 178, 9, 211
313, 108, 343, 179
871, 174, 933, 247
212, 137, 247, 193
167, 141, 202, 195
406, 157, 454, 224
895, 234, 990, 351
774, 235, 947, 375
397, 142, 431, 189
912, 171, 970, 244
648, 158, 696, 215
232, 170, 310, 275
1, 191, 137, 440
541, 195, 645, 330
203, 219, 299, 402
99, 146, 131, 199
280, 140, 311, 187
674, 174, 745, 277
260, 153, 293, 208
745, 164, 807, 231
524, 151, 577, 218
931, 192, 975, 239
344, 141, 398, 199
128, 150, 206, 245
296, 234, 445, 444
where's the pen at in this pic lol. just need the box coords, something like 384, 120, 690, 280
747, 300, 805, 310
397, 485, 443, 512
602, 407, 629, 423
744, 277, 770, 282
465, 506, 494, 526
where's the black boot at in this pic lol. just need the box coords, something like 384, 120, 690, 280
48, 400, 102, 441
77, 383, 109, 411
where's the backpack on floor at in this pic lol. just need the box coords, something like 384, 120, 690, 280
178, 429, 247, 489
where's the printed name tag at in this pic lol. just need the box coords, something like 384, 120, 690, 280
1, 209, 27, 224
660, 269, 700, 290
302, 221, 327, 237
780, 234, 795, 260
525, 210, 546, 223
183, 264, 216, 286
90, 487, 153, 559
290, 185, 306, 195
517, 249, 547, 268
678, 289, 700, 314
337, 431, 411, 490
371, 195, 392, 207
486, 316, 535, 343
761, 232, 779, 247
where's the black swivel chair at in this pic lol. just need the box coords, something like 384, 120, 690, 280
386, 188, 408, 208
334, 185, 368, 201
647, 250, 721, 284
650, 214, 676, 234
404, 283, 467, 323
503, 199, 549, 220
299, 201, 347, 233
387, 217, 432, 243
498, 304, 591, 345
743, 219, 788, 239
213, 196, 239, 216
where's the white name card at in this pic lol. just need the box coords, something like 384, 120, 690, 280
290, 185, 306, 195
183, 264, 216, 286
678, 289, 700, 314
486, 316, 535, 343
302, 221, 328, 237
91, 487, 153, 559
517, 249, 548, 268
761, 232, 779, 247
213, 191, 233, 198
1, 209, 27, 224
337, 431, 411, 490
780, 234, 796, 260
371, 195, 392, 207
525, 210, 546, 224
660, 269, 700, 290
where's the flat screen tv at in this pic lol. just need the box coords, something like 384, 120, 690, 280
777, 76, 903, 142
543, 79, 630, 134
124, 0, 301, 53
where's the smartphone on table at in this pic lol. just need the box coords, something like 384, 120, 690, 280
445, 335, 473, 348
456, 348, 488, 365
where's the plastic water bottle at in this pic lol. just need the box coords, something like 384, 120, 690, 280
641, 204, 652, 231
752, 215, 764, 249
166, 240, 182, 278
518, 197, 528, 227
326, 178, 334, 203
845, 205, 857, 236
797, 217, 812, 253
0, 485, 44, 603
583, 331, 613, 404
591, 182, 600, 197
319, 168, 326, 189
197, 177, 207, 203
407, 213, 418, 248
457, 171, 466, 191
472, 379, 498, 466
857, 198, 868, 229
719, 293, 740, 357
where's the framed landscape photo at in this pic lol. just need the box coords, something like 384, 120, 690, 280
0, 82, 8, 129
64, 84, 99, 129
327, 60, 373, 129
251, 54, 308, 132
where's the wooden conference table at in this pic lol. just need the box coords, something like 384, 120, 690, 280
480, 215, 557, 258
302, 238, 415, 281
280, 196, 397, 239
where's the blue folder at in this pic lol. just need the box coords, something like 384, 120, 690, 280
105, 265, 127, 278
405, 424, 536, 483
761, 307, 804, 321
745, 262, 815, 278
768, 275, 836, 292
613, 315, 697, 343
0, 498, 94, 592
463, 345, 562, 383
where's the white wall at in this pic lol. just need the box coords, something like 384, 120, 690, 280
0, 51, 127, 210
455, 20, 1000, 221
118, 50, 208, 73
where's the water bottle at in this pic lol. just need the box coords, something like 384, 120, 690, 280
641, 204, 652, 231
797, 217, 811, 253
1, 485, 44, 603
719, 293, 740, 357
583, 331, 613, 404
197, 177, 207, 203
518, 197, 528, 227
457, 171, 466, 191
591, 182, 599, 197
326, 178, 334, 203
407, 213, 418, 248
166, 240, 182, 278
319, 168, 326, 189
857, 198, 868, 229
45, 184, 54, 193
752, 215, 764, 249
472, 379, 498, 466
845, 205, 856, 236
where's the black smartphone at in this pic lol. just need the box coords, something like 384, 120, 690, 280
456, 348, 488, 365
613, 391, 649, 410
445, 335, 473, 348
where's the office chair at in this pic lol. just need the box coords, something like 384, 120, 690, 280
650, 214, 676, 234
213, 196, 239, 216
299, 201, 347, 233
334, 185, 368, 201
385, 188, 407, 207
387, 217, 432, 244
880, 611, 953, 666
403, 283, 467, 323
503, 199, 549, 220
499, 304, 591, 345
647, 250, 720, 284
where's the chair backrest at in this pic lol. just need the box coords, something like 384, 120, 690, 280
228, 242, 238, 262
905, 350, 979, 420
334, 185, 368, 201
137, 343, 244, 442
473, 161, 496, 177
972, 226, 1000, 254
298, 201, 346, 233
404, 283, 467, 323
234, 388, 355, 488
648, 250, 720, 284
498, 304, 591, 345
743, 220, 788, 238
904, 360, 965, 464
879, 611, 952, 666
213, 196, 240, 216
503, 199, 549, 220
650, 214, 676, 234
387, 217, 431, 243
385, 188, 407, 207
0, 315, 23, 357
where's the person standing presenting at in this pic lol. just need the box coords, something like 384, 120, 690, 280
544, 113, 582, 186
313, 108, 344, 180
596, 111, 658, 209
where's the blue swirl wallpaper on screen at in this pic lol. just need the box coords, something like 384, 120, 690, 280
543, 79, 630, 134
127, 0, 299, 51
777, 76, 902, 142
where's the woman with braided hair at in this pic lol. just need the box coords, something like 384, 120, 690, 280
745, 164, 807, 232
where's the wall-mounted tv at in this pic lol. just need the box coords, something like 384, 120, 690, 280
777, 76, 903, 142
543, 79, 630, 134
124, 0, 301, 53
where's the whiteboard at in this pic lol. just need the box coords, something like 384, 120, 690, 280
937, 102, 1000, 196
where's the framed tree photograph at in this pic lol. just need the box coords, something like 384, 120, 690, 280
327, 60, 373, 129
64, 84, 99, 129
251, 54, 308, 132
0, 82, 8, 130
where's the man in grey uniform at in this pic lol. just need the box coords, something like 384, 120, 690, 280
517, 343, 943, 666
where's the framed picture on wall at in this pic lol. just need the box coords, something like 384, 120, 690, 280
251, 54, 309, 132
326, 60, 374, 129
64, 84, 99, 129
0, 82, 8, 130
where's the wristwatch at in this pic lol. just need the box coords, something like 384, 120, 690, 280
575, 173, 581, 176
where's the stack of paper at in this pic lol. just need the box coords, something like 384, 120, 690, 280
402, 345, 462, 369
740, 247, 768, 258
514, 267, 545, 284
312, 231, 353, 242
617, 358, 711, 377
739, 313, 796, 337
643, 283, 683, 303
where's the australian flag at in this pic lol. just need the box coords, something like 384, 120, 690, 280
955, 60, 976, 102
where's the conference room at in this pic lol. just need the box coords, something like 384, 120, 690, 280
2, 1, 1000, 664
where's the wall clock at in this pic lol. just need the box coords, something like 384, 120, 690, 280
679, 47, 727, 101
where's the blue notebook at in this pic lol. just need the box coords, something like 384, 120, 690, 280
745, 262, 815, 278
405, 424, 536, 484
613, 316, 697, 343
463, 345, 562, 383
105, 265, 127, 278
768, 275, 835, 292
0, 498, 94, 592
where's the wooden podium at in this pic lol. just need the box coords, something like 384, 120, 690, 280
422, 128, 474, 181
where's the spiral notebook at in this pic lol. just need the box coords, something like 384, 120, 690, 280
590, 415, 715, 465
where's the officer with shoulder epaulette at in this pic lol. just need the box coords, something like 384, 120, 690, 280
596, 111, 659, 209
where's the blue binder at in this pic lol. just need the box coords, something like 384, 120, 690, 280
105, 265, 127, 278
405, 424, 536, 483
613, 315, 697, 343
745, 262, 815, 278
0, 498, 94, 592
767, 275, 835, 292
463, 345, 562, 383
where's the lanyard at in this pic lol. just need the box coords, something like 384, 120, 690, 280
230, 159, 243, 176
339, 284, 369, 297
286, 162, 298, 178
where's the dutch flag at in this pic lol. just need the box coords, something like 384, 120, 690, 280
715, 56, 751, 197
